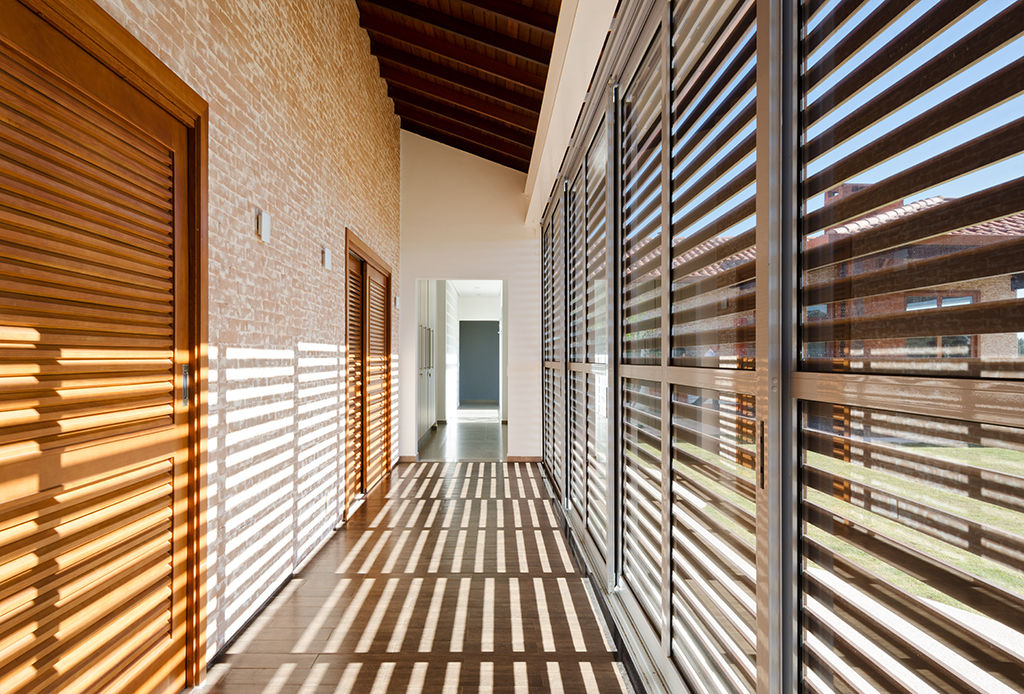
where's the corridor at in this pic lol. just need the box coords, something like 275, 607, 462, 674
201, 462, 632, 693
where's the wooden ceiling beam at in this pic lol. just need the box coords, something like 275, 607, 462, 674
396, 104, 532, 161
360, 0, 549, 65
360, 13, 547, 91
402, 119, 530, 172
381, 65, 539, 130
456, 0, 559, 35
390, 88, 535, 147
371, 42, 543, 110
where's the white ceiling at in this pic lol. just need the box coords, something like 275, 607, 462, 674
450, 279, 502, 298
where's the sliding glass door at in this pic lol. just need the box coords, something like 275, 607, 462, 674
539, 1, 1024, 692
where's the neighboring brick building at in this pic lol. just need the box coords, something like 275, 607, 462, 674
803, 184, 1024, 375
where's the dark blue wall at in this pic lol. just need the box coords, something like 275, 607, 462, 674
459, 320, 500, 405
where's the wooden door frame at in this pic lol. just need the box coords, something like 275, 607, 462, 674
345, 228, 392, 500
13, 0, 211, 685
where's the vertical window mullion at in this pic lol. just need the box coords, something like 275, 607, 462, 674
563, 177, 571, 511
754, 0, 799, 693
607, 80, 623, 589
659, 2, 674, 654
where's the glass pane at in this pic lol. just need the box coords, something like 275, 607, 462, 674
799, 0, 1024, 379
670, 385, 757, 693
800, 401, 1024, 692
621, 39, 664, 365
586, 368, 608, 557
587, 120, 609, 364
569, 168, 586, 362
622, 377, 664, 631
569, 370, 585, 513
670, 0, 756, 369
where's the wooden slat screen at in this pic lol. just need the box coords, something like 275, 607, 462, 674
799, 0, 1024, 379
671, 386, 757, 694
800, 403, 1024, 692
568, 370, 586, 517
0, 14, 188, 692
551, 196, 566, 367
552, 195, 567, 498
584, 121, 609, 558
541, 195, 566, 498
622, 378, 664, 633
620, 38, 664, 365
537, 0, 1024, 691
345, 253, 364, 503
541, 214, 553, 480
542, 216, 553, 363
569, 170, 586, 363
670, 0, 756, 369
364, 267, 390, 490
585, 120, 609, 365
799, 0, 1024, 691
551, 369, 565, 497
585, 372, 608, 558
567, 168, 586, 513
542, 367, 553, 472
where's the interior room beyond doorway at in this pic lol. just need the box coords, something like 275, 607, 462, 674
416, 279, 507, 461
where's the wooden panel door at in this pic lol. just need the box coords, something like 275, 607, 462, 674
0, 2, 190, 692
345, 252, 365, 505
364, 265, 390, 489
344, 239, 390, 509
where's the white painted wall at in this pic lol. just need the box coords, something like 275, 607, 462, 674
400, 130, 541, 458
524, 0, 618, 225
444, 280, 459, 421
415, 279, 438, 441
501, 280, 509, 421
435, 281, 447, 421
459, 293, 502, 321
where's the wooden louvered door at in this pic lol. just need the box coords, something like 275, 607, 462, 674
344, 233, 390, 509
0, 2, 192, 693
345, 252, 365, 507
364, 266, 390, 490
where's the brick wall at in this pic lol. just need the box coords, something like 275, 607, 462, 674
92, 0, 401, 655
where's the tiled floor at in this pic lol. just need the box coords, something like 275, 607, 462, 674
418, 408, 507, 461
200, 461, 631, 693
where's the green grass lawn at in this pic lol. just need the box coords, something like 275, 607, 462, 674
640, 433, 1024, 620
804, 446, 1024, 615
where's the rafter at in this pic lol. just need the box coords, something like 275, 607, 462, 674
397, 104, 532, 161
381, 65, 539, 130
359, 0, 549, 65
402, 119, 530, 171
360, 13, 547, 91
456, 0, 559, 35
371, 42, 543, 110
389, 87, 535, 147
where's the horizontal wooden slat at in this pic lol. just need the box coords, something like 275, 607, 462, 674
804, 2, 1024, 162
802, 297, 1024, 342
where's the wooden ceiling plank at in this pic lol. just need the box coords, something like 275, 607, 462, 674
390, 89, 535, 147
361, 14, 547, 91
396, 104, 532, 161
402, 119, 530, 171
381, 65, 539, 130
456, 0, 559, 34
360, 0, 550, 65
371, 42, 543, 110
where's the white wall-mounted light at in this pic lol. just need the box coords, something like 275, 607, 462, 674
322, 246, 332, 270
256, 209, 271, 243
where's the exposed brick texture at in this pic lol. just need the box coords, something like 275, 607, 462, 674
92, 0, 401, 654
